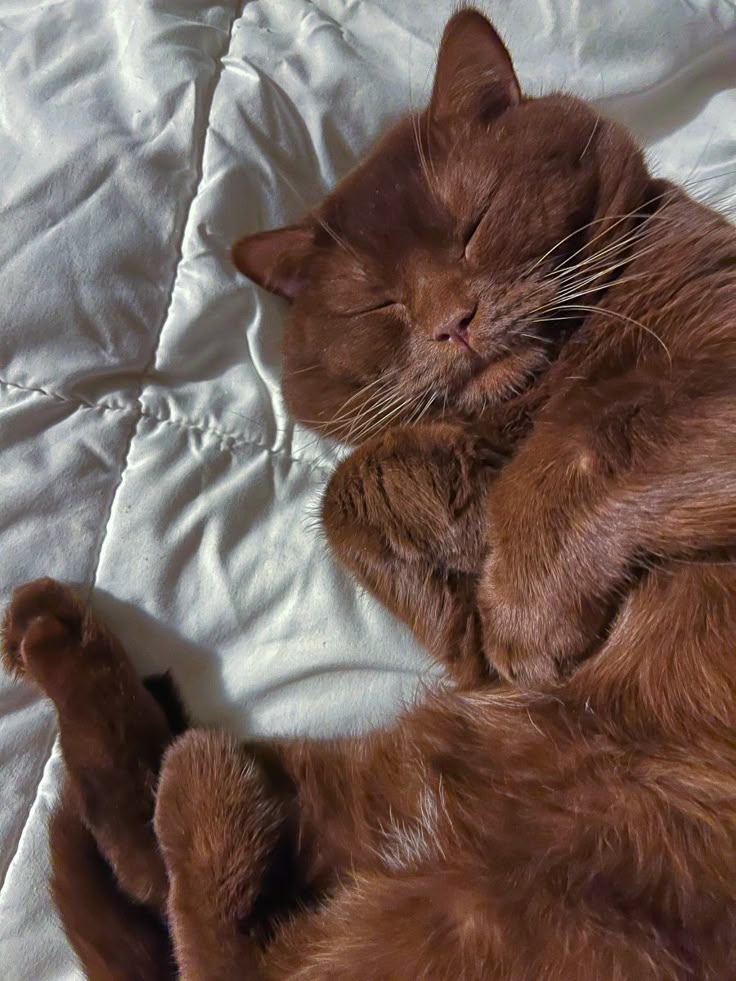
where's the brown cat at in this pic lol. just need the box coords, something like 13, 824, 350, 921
4, 8, 736, 979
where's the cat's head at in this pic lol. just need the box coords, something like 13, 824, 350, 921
233, 9, 653, 441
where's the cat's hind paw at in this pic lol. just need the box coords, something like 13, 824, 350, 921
155, 730, 287, 927
1, 577, 84, 682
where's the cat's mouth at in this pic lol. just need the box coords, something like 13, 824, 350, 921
453, 333, 478, 355
450, 328, 554, 409
463, 322, 541, 366
402, 315, 563, 418
459, 305, 576, 387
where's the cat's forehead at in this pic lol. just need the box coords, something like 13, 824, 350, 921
322, 119, 438, 216
319, 94, 600, 236
318, 118, 452, 255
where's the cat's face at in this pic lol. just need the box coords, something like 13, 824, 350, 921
233, 11, 650, 441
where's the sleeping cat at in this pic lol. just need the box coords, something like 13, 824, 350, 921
4, 8, 736, 978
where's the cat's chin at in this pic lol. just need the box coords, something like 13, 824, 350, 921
456, 345, 549, 412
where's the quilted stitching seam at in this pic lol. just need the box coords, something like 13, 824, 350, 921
0, 376, 331, 474
88, 0, 246, 592
0, 0, 249, 920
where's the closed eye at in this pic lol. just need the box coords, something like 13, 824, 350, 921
353, 300, 400, 316
464, 207, 489, 255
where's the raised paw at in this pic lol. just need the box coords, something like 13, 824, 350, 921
479, 555, 608, 687
155, 730, 288, 928
322, 422, 503, 573
1, 576, 136, 719
2, 577, 85, 682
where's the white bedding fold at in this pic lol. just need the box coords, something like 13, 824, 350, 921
0, 2, 734, 976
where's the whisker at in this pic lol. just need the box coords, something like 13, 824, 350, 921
283, 362, 321, 378
677, 128, 720, 192
516, 331, 556, 343
412, 390, 437, 426
343, 384, 404, 443
682, 166, 736, 190
526, 314, 587, 326
528, 177, 731, 291
335, 384, 409, 441
329, 374, 397, 422
526, 207, 647, 277
551, 270, 661, 308
578, 116, 600, 161
297, 376, 401, 457
424, 106, 440, 190
528, 181, 681, 281
315, 215, 364, 265
556, 303, 672, 365
348, 392, 421, 444
524, 234, 670, 321
298, 375, 394, 429
271, 166, 365, 267
549, 228, 647, 284
411, 110, 440, 206
519, 218, 661, 316
546, 220, 661, 287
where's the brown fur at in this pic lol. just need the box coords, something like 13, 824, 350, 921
4, 9, 736, 979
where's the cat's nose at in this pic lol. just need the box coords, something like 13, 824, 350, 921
433, 305, 477, 346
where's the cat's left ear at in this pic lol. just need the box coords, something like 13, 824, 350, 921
431, 10, 520, 123
231, 223, 315, 301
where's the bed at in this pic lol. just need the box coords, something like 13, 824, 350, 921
1, 1, 734, 976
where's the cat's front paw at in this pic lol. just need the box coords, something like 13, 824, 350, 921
479, 557, 601, 687
1, 577, 84, 682
155, 730, 286, 927
322, 422, 502, 571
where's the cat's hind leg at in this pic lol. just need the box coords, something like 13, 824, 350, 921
50, 786, 175, 980
2, 578, 173, 910
154, 729, 294, 980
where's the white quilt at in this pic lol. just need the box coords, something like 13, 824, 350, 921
0, 1, 734, 977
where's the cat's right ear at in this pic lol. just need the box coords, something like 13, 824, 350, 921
431, 10, 520, 124
231, 224, 315, 301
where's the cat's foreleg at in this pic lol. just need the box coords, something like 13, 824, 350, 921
479, 380, 736, 685
154, 717, 433, 978
322, 422, 504, 686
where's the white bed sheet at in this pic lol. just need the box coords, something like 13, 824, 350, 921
0, 1, 734, 977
